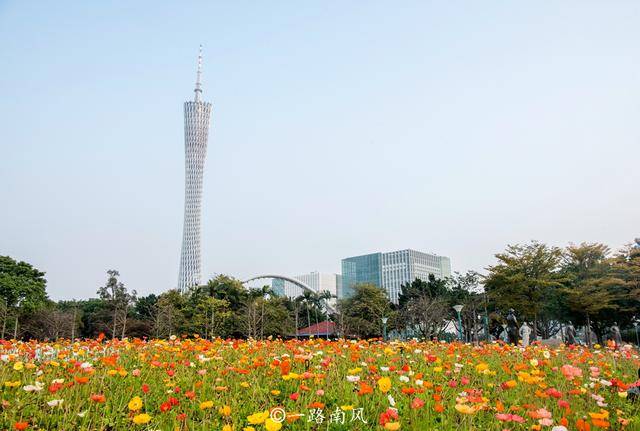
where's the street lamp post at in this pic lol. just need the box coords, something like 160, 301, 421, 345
634, 321, 639, 348
453, 305, 464, 342
381, 317, 388, 342
483, 291, 490, 342
484, 313, 489, 342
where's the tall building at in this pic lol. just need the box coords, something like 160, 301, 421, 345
178, 47, 213, 292
341, 249, 451, 303
272, 272, 341, 304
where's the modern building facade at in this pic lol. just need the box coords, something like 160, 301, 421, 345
272, 272, 341, 304
341, 249, 451, 303
178, 47, 213, 292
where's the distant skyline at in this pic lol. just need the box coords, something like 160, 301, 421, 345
1, 1, 639, 300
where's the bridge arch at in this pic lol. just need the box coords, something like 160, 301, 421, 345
242, 274, 336, 313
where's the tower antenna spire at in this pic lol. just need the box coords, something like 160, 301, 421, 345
194, 45, 203, 101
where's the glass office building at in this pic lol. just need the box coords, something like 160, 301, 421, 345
340, 253, 381, 298
341, 249, 451, 303
271, 278, 286, 297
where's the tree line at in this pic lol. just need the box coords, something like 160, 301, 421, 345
0, 239, 638, 343
0, 259, 330, 340
337, 240, 639, 344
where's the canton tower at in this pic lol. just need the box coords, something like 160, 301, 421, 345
178, 46, 212, 292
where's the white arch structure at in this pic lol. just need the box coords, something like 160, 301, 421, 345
242, 274, 336, 314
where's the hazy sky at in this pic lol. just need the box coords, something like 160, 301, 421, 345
1, 1, 638, 300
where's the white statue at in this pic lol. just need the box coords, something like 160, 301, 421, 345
519, 323, 532, 347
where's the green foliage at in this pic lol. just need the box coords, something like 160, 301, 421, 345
397, 274, 449, 309
611, 243, 640, 319
561, 243, 623, 322
294, 290, 328, 329
97, 270, 136, 338
197, 275, 248, 311
0, 256, 48, 310
337, 284, 392, 338
484, 241, 566, 334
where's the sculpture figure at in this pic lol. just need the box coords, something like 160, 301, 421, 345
565, 322, 577, 345
506, 309, 519, 345
610, 323, 623, 349
519, 322, 532, 347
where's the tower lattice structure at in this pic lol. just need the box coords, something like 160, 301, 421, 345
178, 47, 212, 292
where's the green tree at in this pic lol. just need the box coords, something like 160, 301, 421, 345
397, 275, 451, 340
448, 271, 485, 343
611, 241, 640, 312
397, 274, 448, 309
295, 290, 316, 329
154, 289, 187, 338
261, 296, 295, 337
199, 275, 248, 311
0, 256, 48, 338
561, 243, 625, 345
97, 270, 136, 339
484, 241, 566, 339
337, 284, 392, 339
194, 275, 250, 337
192, 296, 231, 339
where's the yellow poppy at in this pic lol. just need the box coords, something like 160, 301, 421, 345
378, 377, 392, 393
128, 396, 143, 411
132, 413, 151, 424
264, 418, 282, 431
200, 400, 214, 410
247, 411, 269, 425
455, 404, 477, 415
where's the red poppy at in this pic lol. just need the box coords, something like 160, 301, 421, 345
379, 407, 399, 426
546, 388, 562, 398
90, 394, 106, 403
411, 397, 425, 409
48, 382, 63, 393
279, 360, 291, 376
14, 422, 28, 430
358, 382, 373, 396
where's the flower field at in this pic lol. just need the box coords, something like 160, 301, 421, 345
1, 337, 639, 431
